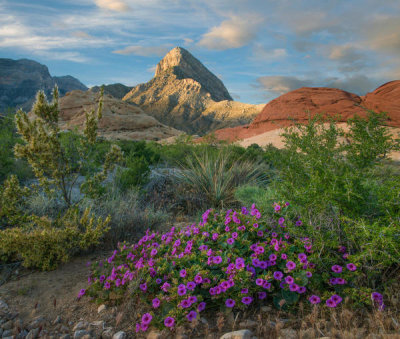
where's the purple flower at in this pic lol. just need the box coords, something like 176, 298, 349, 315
180, 299, 191, 308
289, 283, 299, 292
346, 263, 357, 271
241, 288, 249, 294
274, 205, 281, 212
372, 292, 383, 301
281, 253, 287, 260
152, 298, 160, 308
142, 313, 153, 325
258, 292, 267, 300
278, 217, 285, 225
164, 317, 175, 328
99, 275, 106, 282
256, 278, 264, 286
285, 276, 294, 284
298, 286, 306, 294
104, 281, 111, 289
326, 299, 337, 308
309, 295, 321, 304
180, 269, 187, 278
286, 261, 296, 270
212, 233, 219, 240
187, 281, 196, 290
235, 258, 245, 270
213, 256, 222, 264
156, 278, 162, 284
161, 282, 170, 292
77, 289, 86, 298
331, 295, 342, 304
241, 296, 253, 305
194, 275, 203, 284
273, 271, 283, 280
198, 302, 206, 312
306, 271, 312, 278
227, 238, 235, 245
150, 248, 157, 256
140, 283, 147, 291
178, 284, 187, 296
225, 299, 235, 308
189, 295, 197, 304
295, 220, 303, 226
186, 311, 197, 322
232, 232, 238, 239
331, 265, 343, 273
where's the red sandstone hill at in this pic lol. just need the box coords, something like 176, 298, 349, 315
213, 81, 400, 142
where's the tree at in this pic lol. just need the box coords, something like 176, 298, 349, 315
14, 86, 123, 206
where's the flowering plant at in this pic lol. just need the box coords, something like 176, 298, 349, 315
81, 202, 383, 332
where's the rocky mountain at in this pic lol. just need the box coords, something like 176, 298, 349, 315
123, 47, 262, 135
57, 90, 182, 141
0, 58, 87, 112
213, 81, 400, 142
89, 83, 132, 99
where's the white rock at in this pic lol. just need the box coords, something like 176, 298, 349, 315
112, 331, 126, 339
74, 330, 90, 339
73, 321, 88, 331
97, 305, 107, 314
220, 329, 253, 339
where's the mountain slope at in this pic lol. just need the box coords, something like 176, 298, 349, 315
123, 47, 261, 135
0, 58, 87, 112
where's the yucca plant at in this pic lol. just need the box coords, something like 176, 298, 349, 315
174, 147, 269, 209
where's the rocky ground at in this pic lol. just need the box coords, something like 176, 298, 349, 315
1, 252, 399, 339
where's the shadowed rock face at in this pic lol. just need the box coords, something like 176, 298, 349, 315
213, 82, 400, 142
89, 83, 133, 100
0, 58, 87, 112
57, 90, 182, 141
123, 47, 262, 135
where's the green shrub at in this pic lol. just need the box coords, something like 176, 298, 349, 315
174, 148, 269, 209
0, 207, 110, 270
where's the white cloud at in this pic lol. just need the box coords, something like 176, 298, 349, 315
71, 31, 93, 39
256, 76, 313, 96
94, 0, 130, 12
113, 45, 172, 56
251, 44, 287, 62
198, 15, 262, 50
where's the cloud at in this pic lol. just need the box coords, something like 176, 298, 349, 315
255, 74, 376, 98
183, 38, 194, 45
256, 76, 313, 96
328, 44, 367, 72
112, 45, 172, 56
198, 15, 262, 50
71, 31, 93, 39
147, 65, 157, 73
94, 0, 130, 12
251, 44, 287, 62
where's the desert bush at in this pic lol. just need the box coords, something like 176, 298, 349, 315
80, 188, 171, 247
14, 86, 123, 206
0, 206, 110, 270
81, 203, 383, 333
174, 148, 269, 209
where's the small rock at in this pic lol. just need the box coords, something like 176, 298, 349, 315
81, 335, 92, 339
0, 329, 3, 336
28, 317, 45, 330
97, 305, 107, 314
261, 306, 272, 312
60, 335, 71, 339
1, 320, 13, 331
2, 329, 13, 338
239, 320, 257, 328
89, 321, 104, 328
13, 318, 23, 331
2, 336, 13, 339
146, 330, 162, 339
74, 330, 90, 339
60, 325, 70, 333
16, 329, 29, 339
53, 316, 62, 325
73, 321, 88, 332
26, 328, 40, 339
300, 328, 315, 339
200, 318, 209, 326
0, 301, 8, 312
175, 335, 188, 339
278, 328, 297, 339
220, 329, 253, 339
101, 329, 113, 339
112, 331, 126, 339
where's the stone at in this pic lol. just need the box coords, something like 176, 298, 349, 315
81, 335, 92, 339
0, 329, 2, 336
300, 328, 315, 339
74, 330, 90, 339
73, 321, 88, 332
112, 331, 126, 339
28, 317, 45, 330
261, 306, 272, 312
89, 321, 104, 328
2, 329, 12, 338
97, 305, 107, 314
16, 329, 29, 339
60, 335, 71, 339
26, 328, 40, 339
0, 301, 8, 313
1, 321, 12, 331
101, 329, 113, 339
220, 329, 253, 339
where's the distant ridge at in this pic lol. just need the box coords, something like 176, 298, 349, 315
0, 58, 87, 111
89, 83, 132, 100
123, 47, 262, 135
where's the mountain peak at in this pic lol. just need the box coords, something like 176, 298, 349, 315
154, 47, 233, 102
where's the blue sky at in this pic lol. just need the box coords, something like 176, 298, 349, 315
1, 0, 399, 104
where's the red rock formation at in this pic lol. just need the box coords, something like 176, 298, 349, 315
213, 82, 400, 142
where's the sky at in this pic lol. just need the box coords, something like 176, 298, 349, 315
1, 0, 400, 104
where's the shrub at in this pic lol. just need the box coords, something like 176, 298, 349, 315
174, 148, 269, 209
0, 207, 110, 270
81, 203, 382, 333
